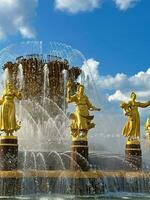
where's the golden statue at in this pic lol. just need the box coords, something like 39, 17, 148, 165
145, 117, 150, 140
120, 92, 150, 140
67, 80, 100, 140
0, 81, 22, 136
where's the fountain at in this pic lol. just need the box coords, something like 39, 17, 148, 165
0, 42, 149, 199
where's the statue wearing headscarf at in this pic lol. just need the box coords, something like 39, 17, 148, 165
67, 81, 100, 138
120, 92, 150, 140
0, 81, 22, 136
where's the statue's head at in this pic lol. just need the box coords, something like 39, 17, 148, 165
130, 92, 136, 100
77, 84, 84, 96
6, 80, 13, 90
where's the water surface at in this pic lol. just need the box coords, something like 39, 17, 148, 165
1, 193, 150, 200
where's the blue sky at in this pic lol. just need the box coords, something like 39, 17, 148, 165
0, 0, 149, 76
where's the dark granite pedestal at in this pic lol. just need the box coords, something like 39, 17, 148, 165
125, 140, 142, 170
0, 136, 18, 170
71, 140, 89, 171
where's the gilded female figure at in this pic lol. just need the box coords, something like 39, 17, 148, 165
0, 81, 22, 136
120, 92, 150, 140
67, 81, 100, 137
145, 118, 150, 132
144, 117, 150, 140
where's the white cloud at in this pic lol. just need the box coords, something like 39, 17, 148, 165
55, 0, 101, 13
0, 0, 38, 40
82, 58, 100, 81
55, 0, 141, 13
129, 68, 150, 90
98, 73, 127, 90
82, 58, 150, 104
82, 58, 128, 90
19, 26, 35, 39
108, 90, 129, 102
100, 68, 150, 91
84, 58, 150, 91
114, 0, 140, 10
108, 90, 150, 102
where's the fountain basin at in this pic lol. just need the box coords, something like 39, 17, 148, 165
0, 170, 150, 196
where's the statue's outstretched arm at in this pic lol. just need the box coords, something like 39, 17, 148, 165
136, 101, 150, 108
86, 97, 101, 111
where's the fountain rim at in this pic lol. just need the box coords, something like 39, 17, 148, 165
0, 170, 148, 179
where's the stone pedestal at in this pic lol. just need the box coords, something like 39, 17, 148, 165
71, 139, 89, 171
0, 136, 18, 170
125, 140, 142, 170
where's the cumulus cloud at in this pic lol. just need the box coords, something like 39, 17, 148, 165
0, 0, 38, 40
54, 0, 141, 13
129, 68, 150, 90
55, 0, 101, 13
82, 58, 100, 81
82, 58, 128, 90
108, 90, 129, 102
82, 58, 150, 104
114, 0, 140, 10
109, 90, 150, 102
99, 68, 150, 91
19, 26, 35, 39
98, 73, 127, 90
84, 58, 150, 90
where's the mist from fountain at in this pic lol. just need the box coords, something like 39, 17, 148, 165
16, 100, 69, 152
17, 64, 24, 90
62, 69, 68, 112
43, 64, 49, 100
2, 68, 9, 86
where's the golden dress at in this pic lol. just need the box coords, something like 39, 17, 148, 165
122, 101, 150, 138
68, 94, 94, 131
0, 90, 22, 133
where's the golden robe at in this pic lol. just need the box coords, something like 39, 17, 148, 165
68, 94, 94, 131
0, 90, 22, 133
122, 101, 150, 138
